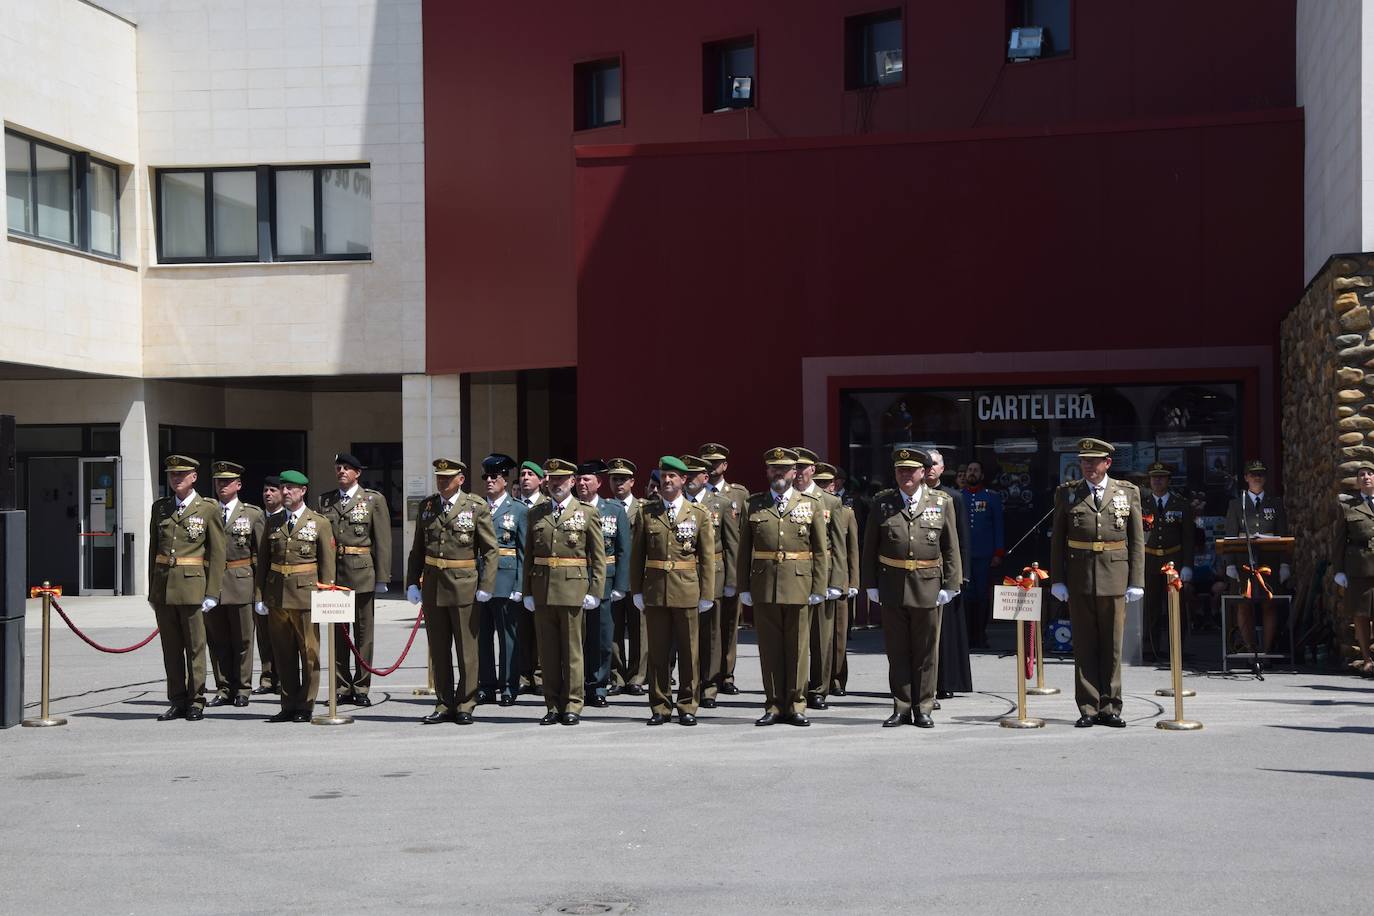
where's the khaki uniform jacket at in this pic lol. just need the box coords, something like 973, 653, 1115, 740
405, 491, 499, 607
805, 485, 848, 591
1142, 492, 1194, 560
1332, 496, 1374, 577
691, 490, 738, 599
148, 493, 227, 606
860, 487, 961, 608
257, 508, 336, 610
219, 500, 265, 606
737, 490, 829, 605
1224, 492, 1288, 570
841, 504, 861, 592
1050, 478, 1144, 597
318, 487, 392, 592
520, 497, 608, 606
630, 499, 716, 607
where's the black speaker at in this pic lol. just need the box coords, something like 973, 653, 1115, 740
0, 510, 26, 728
0, 414, 15, 511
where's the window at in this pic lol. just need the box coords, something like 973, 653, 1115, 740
155, 164, 371, 264
704, 37, 756, 113
5, 128, 121, 257
574, 58, 623, 130
845, 9, 903, 90
1009, 0, 1072, 59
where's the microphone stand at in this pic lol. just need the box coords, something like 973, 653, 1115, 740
1239, 485, 1264, 681
996, 502, 1058, 659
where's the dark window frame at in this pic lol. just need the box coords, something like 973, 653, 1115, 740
573, 55, 625, 131
5, 127, 122, 259
703, 34, 758, 114
844, 7, 905, 91
269, 164, 372, 262
1006, 0, 1075, 63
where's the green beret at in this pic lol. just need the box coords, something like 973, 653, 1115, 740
520, 460, 545, 477
280, 470, 309, 486
659, 455, 690, 474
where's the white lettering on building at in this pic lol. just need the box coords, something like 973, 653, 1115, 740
976, 393, 1096, 421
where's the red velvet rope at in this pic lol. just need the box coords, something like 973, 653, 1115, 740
338, 607, 426, 677
1026, 622, 1036, 680
49, 598, 160, 654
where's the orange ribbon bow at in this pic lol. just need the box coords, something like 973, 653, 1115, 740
29, 584, 63, 598
315, 582, 353, 592
1241, 564, 1273, 599
1004, 562, 1048, 590
1161, 561, 1183, 592
1142, 513, 1154, 531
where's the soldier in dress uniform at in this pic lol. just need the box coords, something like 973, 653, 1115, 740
738, 448, 828, 726
1332, 460, 1374, 676
574, 459, 630, 708
792, 447, 847, 712
477, 453, 526, 706
520, 458, 607, 725
815, 463, 860, 697
318, 452, 392, 707
699, 443, 749, 695
405, 458, 499, 724
147, 455, 226, 721
1224, 459, 1289, 658
1049, 439, 1144, 728
1141, 461, 1195, 661
206, 460, 263, 709
254, 470, 335, 723
606, 457, 648, 696
861, 447, 961, 728
684, 454, 738, 709
631, 456, 715, 725
516, 460, 547, 694
252, 475, 286, 694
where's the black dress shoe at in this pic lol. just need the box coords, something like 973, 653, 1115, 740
700, 697, 717, 709
267, 710, 294, 723
806, 697, 828, 711
422, 710, 453, 724
832, 686, 847, 697
933, 701, 942, 710
936, 690, 955, 700
291, 712, 310, 723
454, 711, 474, 725
539, 711, 560, 725
252, 685, 275, 695
336, 694, 354, 707
607, 684, 622, 696
157, 706, 185, 721
589, 695, 609, 708
206, 695, 229, 708
475, 690, 493, 705
647, 713, 669, 726
788, 713, 810, 727
1099, 713, 1126, 728
232, 695, 250, 708
882, 712, 910, 727
679, 713, 697, 726
353, 694, 371, 708
719, 683, 740, 695
498, 694, 516, 707
623, 684, 646, 696
560, 712, 580, 726
185, 707, 205, 721
913, 713, 934, 728
755, 712, 779, 726
1075, 715, 1095, 728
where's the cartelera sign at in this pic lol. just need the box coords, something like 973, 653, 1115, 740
977, 393, 1096, 421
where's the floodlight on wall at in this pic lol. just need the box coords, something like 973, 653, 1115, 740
1008, 27, 1044, 61
731, 77, 752, 100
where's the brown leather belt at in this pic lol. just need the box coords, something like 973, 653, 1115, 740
533, 557, 587, 568
225, 558, 253, 569
424, 557, 477, 570
645, 559, 696, 571
155, 555, 206, 567
752, 550, 813, 563
498, 548, 517, 557
879, 556, 941, 571
337, 545, 372, 556
1067, 539, 1127, 552
1144, 546, 1181, 557
270, 562, 316, 575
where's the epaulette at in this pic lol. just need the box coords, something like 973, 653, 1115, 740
874, 488, 896, 500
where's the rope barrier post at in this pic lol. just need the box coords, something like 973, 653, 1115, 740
1156, 563, 1202, 731
311, 586, 353, 727
994, 571, 1046, 730
999, 619, 1045, 729
412, 606, 434, 695
1154, 564, 1195, 699
1025, 618, 1060, 696
22, 582, 66, 728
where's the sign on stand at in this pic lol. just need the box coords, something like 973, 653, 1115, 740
993, 585, 1042, 622
311, 589, 356, 624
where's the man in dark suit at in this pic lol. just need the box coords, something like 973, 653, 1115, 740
477, 454, 527, 706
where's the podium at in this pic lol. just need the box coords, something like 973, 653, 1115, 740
1215, 536, 1295, 673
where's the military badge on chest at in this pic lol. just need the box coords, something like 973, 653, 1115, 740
1111, 492, 1130, 530
453, 509, 475, 545
297, 519, 319, 542
1262, 507, 1276, 522
185, 515, 205, 541
675, 518, 698, 546
789, 502, 812, 536
921, 506, 942, 524
499, 512, 516, 543
563, 509, 587, 546
230, 515, 253, 548
348, 500, 370, 536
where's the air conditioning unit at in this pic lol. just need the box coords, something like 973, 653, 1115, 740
873, 49, 903, 84
730, 76, 752, 101
1008, 26, 1044, 61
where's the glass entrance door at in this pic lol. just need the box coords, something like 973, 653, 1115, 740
79, 457, 121, 595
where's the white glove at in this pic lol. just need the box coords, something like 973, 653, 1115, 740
523, 595, 536, 612
866, 588, 879, 603
200, 597, 218, 612
1125, 586, 1145, 603
1226, 565, 1239, 580
1179, 567, 1193, 583
1335, 572, 1349, 589
847, 587, 858, 598
807, 594, 823, 606
739, 591, 753, 606
724, 586, 736, 598
406, 584, 422, 605
825, 587, 843, 600
1050, 583, 1069, 603
1279, 563, 1291, 584
581, 594, 600, 610
936, 589, 953, 606
610, 589, 625, 601
697, 600, 713, 613
254, 601, 269, 616
508, 591, 522, 602
375, 582, 388, 594
475, 589, 492, 603
633, 593, 646, 611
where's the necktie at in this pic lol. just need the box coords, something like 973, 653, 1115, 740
223, 506, 230, 525
775, 494, 785, 512
525, 497, 534, 507
708, 484, 717, 494
1093, 486, 1102, 510
287, 515, 296, 534
554, 503, 563, 523
1365, 496, 1372, 512
668, 503, 677, 523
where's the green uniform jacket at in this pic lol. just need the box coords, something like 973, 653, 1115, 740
521, 498, 608, 606
737, 490, 828, 604
148, 493, 227, 605
257, 508, 336, 609
1332, 497, 1374, 577
841, 504, 861, 592
405, 491, 499, 606
694, 490, 739, 598
1142, 492, 1194, 561
219, 500, 265, 606
805, 485, 848, 591
1050, 478, 1144, 596
318, 487, 393, 592
631, 499, 716, 606
860, 487, 961, 608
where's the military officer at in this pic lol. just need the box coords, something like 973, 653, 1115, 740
1142, 461, 1195, 660
520, 458, 607, 725
1332, 460, 1374, 676
792, 447, 847, 711
861, 448, 961, 728
477, 453, 527, 706
816, 463, 860, 697
516, 459, 547, 694
318, 452, 392, 707
405, 458, 499, 724
1049, 438, 1145, 728
517, 460, 547, 508
1224, 459, 1289, 658
699, 443, 750, 695
738, 448, 828, 726
632, 456, 715, 725
607, 457, 648, 696
147, 455, 226, 721
254, 470, 336, 723
252, 475, 286, 694
684, 454, 738, 709
206, 460, 263, 708
574, 460, 630, 707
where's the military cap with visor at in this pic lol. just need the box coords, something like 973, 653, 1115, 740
211, 460, 244, 479
543, 458, 576, 477
892, 447, 930, 468
764, 447, 798, 466
606, 457, 637, 477
432, 457, 466, 477
698, 443, 730, 461
163, 454, 198, 472
482, 453, 516, 475
1146, 461, 1173, 477
1076, 438, 1115, 459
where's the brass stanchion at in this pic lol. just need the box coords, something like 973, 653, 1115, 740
312, 622, 354, 726
22, 582, 67, 728
999, 620, 1045, 729
412, 605, 434, 695
1156, 563, 1201, 731
1025, 620, 1060, 696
